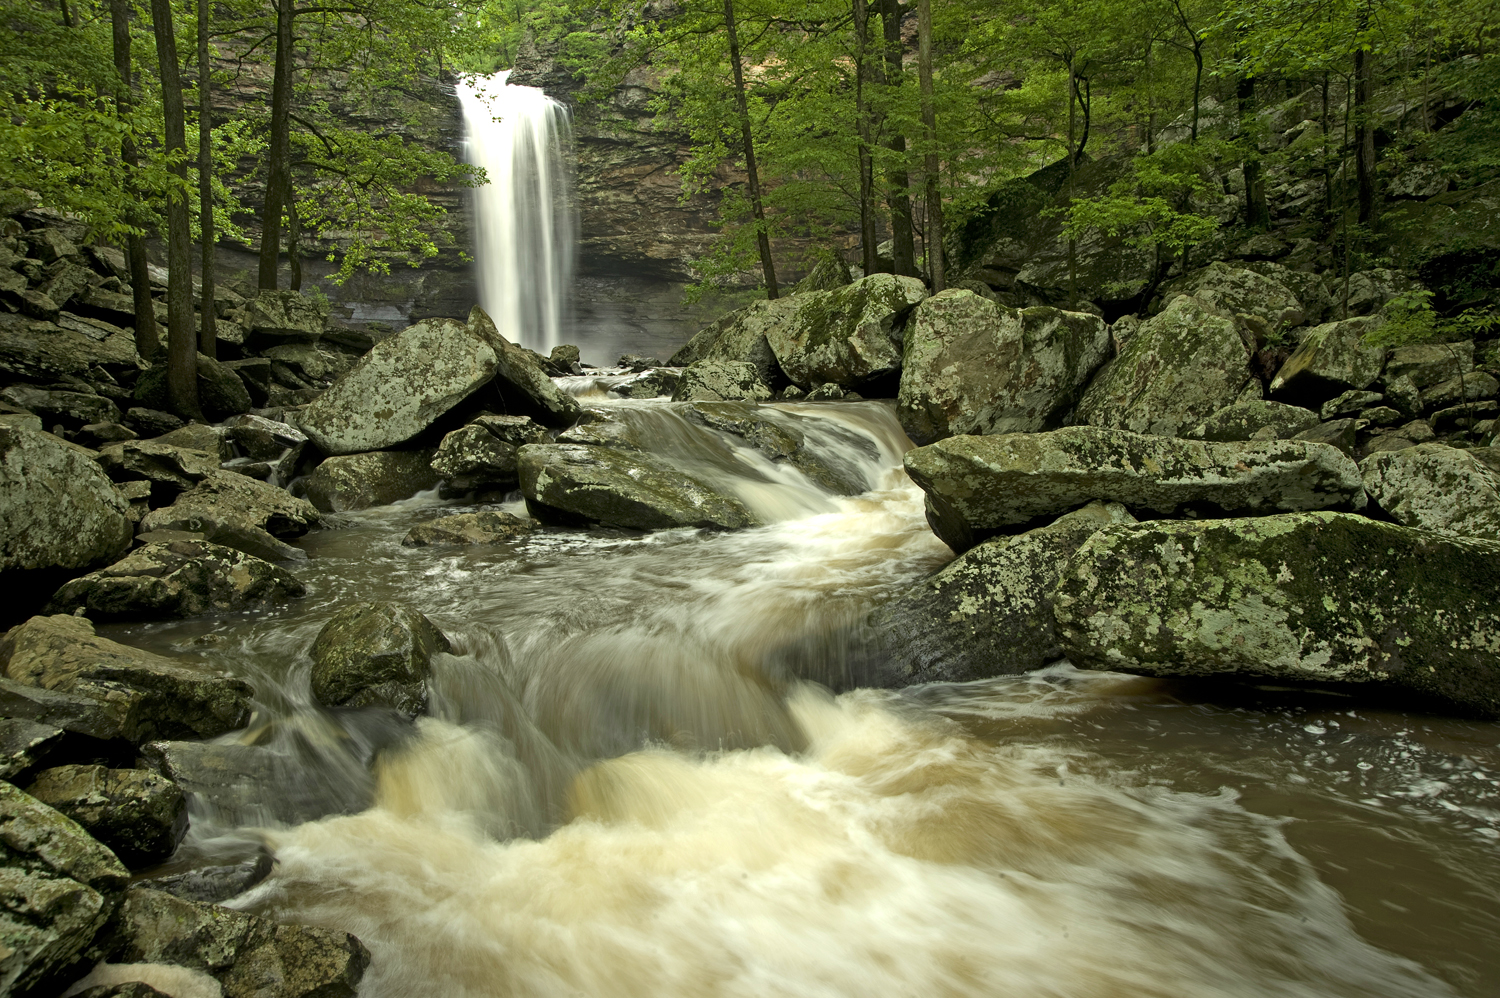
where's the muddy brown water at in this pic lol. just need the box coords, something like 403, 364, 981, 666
98, 400, 1500, 998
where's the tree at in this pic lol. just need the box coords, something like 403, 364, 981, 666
197, 0, 216, 356
917, 0, 943, 289
111, 0, 161, 359
724, 0, 778, 297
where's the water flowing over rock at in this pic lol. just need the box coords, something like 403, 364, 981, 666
903, 426, 1364, 551
898, 290, 1110, 444
1, 425, 131, 573
1269, 316, 1387, 405
1076, 295, 1255, 436
765, 274, 928, 390
670, 360, 773, 403
46, 540, 306, 621
872, 501, 1136, 686
302, 450, 440, 513
518, 443, 758, 530
401, 510, 535, 547
1361, 443, 1500, 541
1054, 512, 1500, 717
25, 765, 186, 868
684, 402, 876, 495
1184, 399, 1321, 441
310, 602, 452, 716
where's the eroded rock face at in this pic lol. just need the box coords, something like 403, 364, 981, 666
25, 765, 187, 868
302, 450, 440, 512
670, 360, 773, 403
1362, 443, 1500, 541
871, 501, 1136, 686
401, 510, 535, 547
0, 310, 141, 383
1076, 295, 1255, 437
1184, 400, 1321, 441
1054, 512, 1500, 717
898, 290, 1110, 444
903, 426, 1364, 551
765, 274, 928, 390
310, 601, 451, 716
96, 440, 219, 494
1269, 316, 1387, 405
518, 443, 757, 530
45, 540, 306, 621
0, 425, 131, 573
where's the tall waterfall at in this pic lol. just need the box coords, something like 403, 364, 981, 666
457, 71, 576, 354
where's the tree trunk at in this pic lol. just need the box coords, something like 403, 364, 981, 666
724, 0, 778, 298
111, 0, 160, 360
151, 0, 201, 419
1354, 43, 1377, 225
852, 0, 877, 276
197, 0, 216, 357
916, 0, 942, 291
879, 0, 916, 278
1238, 67, 1270, 229
287, 194, 303, 291
1067, 56, 1077, 307
258, 0, 294, 290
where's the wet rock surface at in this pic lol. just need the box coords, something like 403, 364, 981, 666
310, 601, 452, 715
671, 360, 773, 403
765, 274, 928, 390
684, 402, 876, 495
139, 471, 320, 562
302, 449, 440, 512
401, 510, 535, 547
430, 423, 521, 491
24, 765, 186, 868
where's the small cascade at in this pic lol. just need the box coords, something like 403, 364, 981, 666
457, 71, 576, 354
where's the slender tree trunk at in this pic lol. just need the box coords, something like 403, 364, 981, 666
1354, 42, 1377, 225
197, 0, 216, 357
258, 0, 294, 290
1238, 65, 1270, 229
724, 0, 778, 298
151, 0, 202, 419
287, 194, 303, 291
111, 0, 160, 360
1066, 55, 1077, 307
852, 0, 877, 276
879, 0, 916, 277
916, 0, 942, 291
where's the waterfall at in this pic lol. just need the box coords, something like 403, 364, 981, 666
457, 71, 576, 355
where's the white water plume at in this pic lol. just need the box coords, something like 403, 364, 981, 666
458, 71, 576, 354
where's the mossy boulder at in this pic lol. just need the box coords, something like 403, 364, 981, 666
1361, 443, 1500, 541
25, 765, 187, 868
310, 601, 451, 716
0, 425, 132, 574
430, 423, 521, 491
764, 274, 928, 390
669, 298, 799, 386
1184, 399, 1321, 441
1268, 316, 1387, 406
1157, 261, 1306, 330
670, 360, 773, 403
1054, 512, 1500, 717
401, 510, 535, 547
302, 449, 440, 512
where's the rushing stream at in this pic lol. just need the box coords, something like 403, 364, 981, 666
97, 398, 1499, 998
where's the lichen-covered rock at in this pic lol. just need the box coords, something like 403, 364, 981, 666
519, 443, 757, 530
670, 360, 773, 403
1053, 512, 1500, 717
194, 353, 254, 420
0, 385, 120, 428
1420, 371, 1499, 412
25, 766, 186, 868
765, 274, 928, 389
1269, 316, 1387, 405
1, 425, 131, 573
1292, 417, 1358, 458
246, 290, 327, 342
140, 471, 319, 562
465, 412, 550, 448
0, 615, 252, 742
0, 718, 67, 781
0, 779, 130, 997
46, 540, 305, 621
310, 601, 451, 716
401, 510, 535, 547
1184, 399, 1320, 441
295, 313, 502, 455
1318, 389, 1384, 420
1361, 443, 1500, 541
668, 297, 798, 386
897, 290, 1110, 444
138, 853, 272, 905
96, 440, 219, 493
478, 308, 584, 428
611, 367, 680, 399
1075, 295, 1255, 437
430, 424, 520, 490
302, 450, 440, 513
871, 501, 1135, 686
903, 426, 1364, 551
0, 310, 141, 383
1345, 268, 1417, 316
1238, 260, 1334, 325
1385, 340, 1474, 388
0, 676, 142, 745
685, 402, 876, 495
1164, 261, 1305, 329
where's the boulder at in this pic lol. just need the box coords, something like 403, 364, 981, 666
0, 425, 131, 573
1386, 340, 1474, 389
401, 510, 535, 547
0, 780, 130, 997
193, 353, 253, 420
122, 409, 182, 438
140, 471, 319, 563
25, 766, 186, 867
0, 311, 140, 383
1164, 262, 1305, 329
670, 360, 773, 402
1292, 417, 1358, 458
310, 602, 451, 715
612, 368, 680, 399
430, 424, 519, 490
684, 402, 876, 495
105, 887, 369, 998
1269, 316, 1387, 405
765, 274, 929, 389
465, 412, 550, 448
1053, 512, 1500, 718
1318, 389, 1384, 420
1184, 399, 1320, 441
1237, 261, 1335, 325
1420, 371, 1499, 413
479, 308, 584, 428
301, 450, 440, 512
0, 675, 143, 745
1075, 295, 1255, 437
137, 853, 272, 905
1344, 268, 1416, 316
140, 738, 371, 826
46, 540, 305, 620
903, 426, 1365, 551
668, 298, 798, 386
871, 501, 1135, 686
0, 718, 68, 781
518, 443, 758, 530
296, 314, 502, 455
0, 386, 119, 429
150, 423, 230, 460
96, 440, 218, 494
245, 290, 326, 343
1361, 443, 1500, 541
897, 290, 1110, 444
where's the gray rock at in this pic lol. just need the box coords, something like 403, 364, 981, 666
1238, 261, 1334, 325
668, 298, 798, 386
1184, 400, 1320, 441
123, 408, 182, 437
1386, 340, 1474, 388
97, 439, 219, 493
1420, 371, 1499, 412
401, 510, 535, 547
1076, 295, 1255, 437
1269, 315, 1387, 405
1344, 268, 1417, 316
684, 402, 876, 495
137, 854, 272, 904
142, 469, 319, 540
765, 274, 929, 389
1053, 512, 1500, 718
1292, 418, 1358, 458
76, 422, 137, 448
194, 353, 253, 420
46, 540, 305, 621
245, 290, 326, 342
897, 290, 1110, 444
478, 308, 584, 428
670, 360, 773, 402
0, 311, 140, 383
0, 676, 142, 744
793, 253, 854, 293
612, 368, 680, 399
1320, 390, 1384, 420
519, 443, 758, 530
1165, 261, 1305, 330
302, 450, 440, 512
1361, 405, 1403, 427
261, 343, 352, 385
1430, 401, 1499, 434
1361, 443, 1500, 541
903, 426, 1365, 552
430, 424, 520, 490
25, 766, 186, 868
310, 602, 451, 715
139, 739, 369, 827
152, 423, 231, 460
872, 502, 1135, 686
0, 718, 67, 781
223, 413, 308, 460
0, 780, 130, 997
465, 412, 549, 448
0, 386, 119, 428
0, 425, 131, 573
805, 383, 847, 401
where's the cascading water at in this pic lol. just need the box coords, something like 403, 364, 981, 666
457, 72, 576, 354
